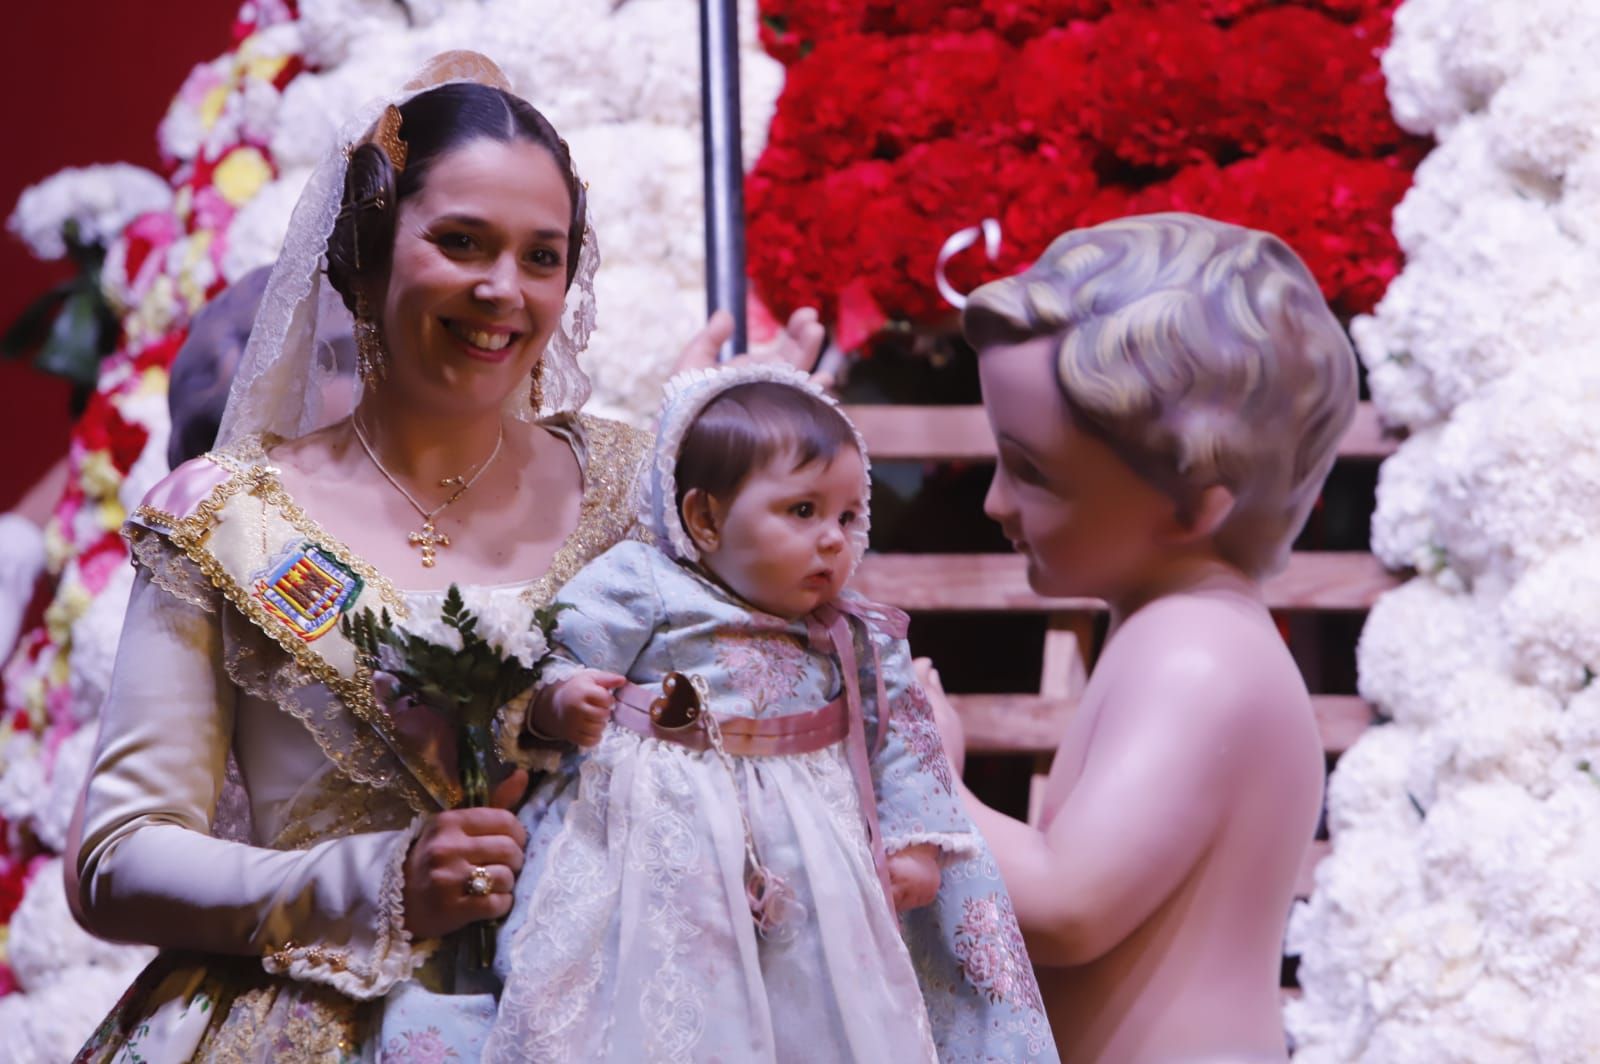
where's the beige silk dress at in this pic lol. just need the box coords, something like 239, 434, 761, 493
72, 414, 647, 1063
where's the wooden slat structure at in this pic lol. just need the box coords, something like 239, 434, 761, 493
846, 400, 1396, 463
851, 401, 1397, 994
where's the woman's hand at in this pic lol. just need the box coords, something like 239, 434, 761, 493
915, 657, 966, 777
532, 669, 624, 748
674, 307, 830, 386
402, 768, 529, 940
886, 843, 942, 912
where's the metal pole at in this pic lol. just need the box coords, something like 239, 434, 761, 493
700, 0, 747, 361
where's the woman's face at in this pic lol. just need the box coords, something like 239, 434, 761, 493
375, 136, 572, 418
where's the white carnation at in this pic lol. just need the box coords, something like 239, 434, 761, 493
1387, 116, 1521, 261
293, 0, 416, 69
9, 859, 155, 991
1406, 669, 1564, 806
0, 961, 149, 1064
114, 387, 173, 514
1429, 354, 1600, 589
581, 265, 705, 426
1323, 723, 1420, 837
1381, 0, 1475, 135
1355, 578, 1499, 727
1369, 427, 1442, 573
31, 726, 98, 853
68, 561, 136, 726
1500, 541, 1600, 693
7, 164, 172, 261
1485, 41, 1600, 183
220, 170, 311, 283
0, 733, 47, 831
469, 600, 547, 669
401, 614, 463, 653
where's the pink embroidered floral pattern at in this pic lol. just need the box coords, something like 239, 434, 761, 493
383, 1027, 460, 1063
896, 683, 954, 795
713, 628, 810, 716
953, 893, 1045, 1012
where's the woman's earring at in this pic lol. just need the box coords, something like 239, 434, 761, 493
529, 359, 545, 413
353, 293, 387, 387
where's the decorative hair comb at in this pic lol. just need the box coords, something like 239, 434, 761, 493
370, 105, 407, 172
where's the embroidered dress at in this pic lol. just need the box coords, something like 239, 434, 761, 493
483, 542, 1055, 1063
73, 415, 646, 1064
474, 363, 1055, 1063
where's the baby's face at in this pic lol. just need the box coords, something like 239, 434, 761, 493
978, 336, 1179, 602
698, 447, 865, 620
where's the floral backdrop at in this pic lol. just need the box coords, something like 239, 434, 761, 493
746, 0, 1419, 348
1286, 0, 1600, 1059
0, 0, 778, 1057
21, 0, 1581, 1060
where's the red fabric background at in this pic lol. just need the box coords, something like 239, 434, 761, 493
0, 4, 234, 511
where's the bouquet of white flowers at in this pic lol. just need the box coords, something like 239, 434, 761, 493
342, 585, 568, 966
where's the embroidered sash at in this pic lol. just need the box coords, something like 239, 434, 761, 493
130, 454, 462, 812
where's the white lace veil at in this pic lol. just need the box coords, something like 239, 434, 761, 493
215, 52, 599, 449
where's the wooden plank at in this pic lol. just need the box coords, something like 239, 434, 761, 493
1315, 695, 1378, 755
847, 401, 1397, 463
954, 694, 1370, 756
1296, 839, 1331, 899
951, 693, 1077, 755
855, 552, 1399, 612
1038, 618, 1088, 700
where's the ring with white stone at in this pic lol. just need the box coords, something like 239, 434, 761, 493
465, 864, 494, 897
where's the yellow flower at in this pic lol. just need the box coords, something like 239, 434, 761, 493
98, 497, 127, 532
138, 366, 170, 397
44, 520, 71, 572
214, 146, 272, 208
79, 449, 121, 499
200, 85, 230, 131
238, 34, 290, 84
21, 677, 46, 719
44, 582, 92, 644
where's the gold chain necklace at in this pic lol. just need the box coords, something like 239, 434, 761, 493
351, 414, 505, 567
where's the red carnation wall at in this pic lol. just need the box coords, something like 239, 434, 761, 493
749, 0, 1421, 343
0, 3, 234, 512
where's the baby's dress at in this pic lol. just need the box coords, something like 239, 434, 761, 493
484, 539, 1056, 1063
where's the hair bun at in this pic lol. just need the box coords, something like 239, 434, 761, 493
403, 50, 513, 93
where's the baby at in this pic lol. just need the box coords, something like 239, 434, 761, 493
943, 212, 1358, 1062
483, 364, 1055, 1063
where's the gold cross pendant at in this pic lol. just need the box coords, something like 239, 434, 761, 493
408, 519, 450, 568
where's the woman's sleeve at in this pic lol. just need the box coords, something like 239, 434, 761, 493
865, 633, 982, 862
76, 554, 431, 1000
495, 540, 663, 769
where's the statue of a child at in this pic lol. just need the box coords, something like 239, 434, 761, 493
939, 212, 1358, 1062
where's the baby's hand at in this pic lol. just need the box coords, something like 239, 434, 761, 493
886, 843, 941, 912
534, 669, 624, 748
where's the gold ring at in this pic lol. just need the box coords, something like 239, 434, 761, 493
465, 865, 493, 897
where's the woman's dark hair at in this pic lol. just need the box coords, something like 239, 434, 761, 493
675, 382, 860, 517
326, 82, 586, 313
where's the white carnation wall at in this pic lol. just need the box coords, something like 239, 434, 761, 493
1287, 1, 1600, 1059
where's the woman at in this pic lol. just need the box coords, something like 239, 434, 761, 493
71, 53, 816, 1062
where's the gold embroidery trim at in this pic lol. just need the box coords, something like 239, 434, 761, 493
520, 413, 651, 607
151, 455, 445, 813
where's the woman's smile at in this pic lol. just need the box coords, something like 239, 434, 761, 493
442, 318, 523, 361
